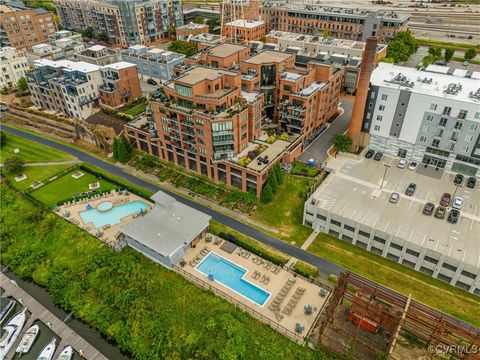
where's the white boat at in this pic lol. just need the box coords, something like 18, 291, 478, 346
0, 308, 28, 360
56, 345, 73, 360
16, 324, 40, 353
37, 338, 56, 360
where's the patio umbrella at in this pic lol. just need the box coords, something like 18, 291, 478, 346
295, 323, 304, 333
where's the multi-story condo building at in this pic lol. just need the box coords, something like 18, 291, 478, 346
0, 46, 28, 89
186, 43, 251, 69
125, 65, 305, 196
0, 1, 57, 49
25, 30, 85, 65
362, 63, 480, 178
99, 62, 142, 108
222, 1, 409, 44
183, 8, 219, 24
222, 19, 266, 44
176, 22, 209, 41
75, 45, 121, 66
55, 0, 183, 47
121, 45, 185, 83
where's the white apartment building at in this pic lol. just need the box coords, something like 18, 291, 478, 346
27, 59, 103, 120
25, 30, 85, 65
75, 45, 120, 66
362, 63, 480, 178
0, 47, 29, 89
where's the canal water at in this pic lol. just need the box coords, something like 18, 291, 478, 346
1, 267, 130, 360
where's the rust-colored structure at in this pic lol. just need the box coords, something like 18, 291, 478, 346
347, 36, 377, 152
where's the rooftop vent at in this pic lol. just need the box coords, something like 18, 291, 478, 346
443, 83, 462, 95
468, 88, 480, 101
385, 73, 414, 88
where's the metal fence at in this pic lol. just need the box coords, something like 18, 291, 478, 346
173, 264, 306, 344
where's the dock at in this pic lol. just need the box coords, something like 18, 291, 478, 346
1, 272, 109, 360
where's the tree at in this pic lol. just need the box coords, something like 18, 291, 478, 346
206, 18, 220, 33
167, 40, 197, 57
4, 156, 25, 174
321, 30, 330, 38
193, 16, 205, 24
0, 131, 6, 147
112, 137, 119, 160
267, 171, 278, 193
259, 36, 267, 43
95, 32, 109, 42
17, 76, 28, 94
422, 54, 435, 68
332, 134, 352, 154
381, 57, 395, 63
112, 134, 133, 163
274, 163, 283, 185
260, 183, 273, 204
464, 48, 477, 61
168, 26, 176, 38
444, 47, 455, 62
80, 27, 94, 39
386, 31, 419, 63
428, 46, 442, 59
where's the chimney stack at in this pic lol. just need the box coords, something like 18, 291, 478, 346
347, 36, 378, 151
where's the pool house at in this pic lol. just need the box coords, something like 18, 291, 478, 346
120, 191, 212, 268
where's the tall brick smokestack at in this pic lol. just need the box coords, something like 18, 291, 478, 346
347, 36, 378, 151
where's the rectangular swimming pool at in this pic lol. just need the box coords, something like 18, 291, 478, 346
196, 252, 270, 306
79, 200, 149, 228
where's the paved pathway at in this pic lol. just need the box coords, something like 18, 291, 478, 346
25, 160, 79, 167
1, 272, 108, 360
1, 124, 344, 277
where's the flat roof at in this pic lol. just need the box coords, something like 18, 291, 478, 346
371, 63, 480, 105
208, 43, 248, 58
87, 45, 106, 52
120, 191, 211, 257
243, 50, 294, 65
103, 61, 135, 70
176, 66, 225, 85
34, 59, 100, 73
178, 22, 208, 30
226, 19, 265, 28
309, 157, 480, 269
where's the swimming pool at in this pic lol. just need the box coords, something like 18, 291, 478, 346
79, 200, 149, 228
196, 252, 270, 306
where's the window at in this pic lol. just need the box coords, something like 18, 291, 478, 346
443, 107, 452, 115
374, 125, 380, 131
317, 214, 326, 221
373, 236, 385, 244
465, 135, 474, 142
419, 135, 427, 143
430, 103, 437, 111
458, 109, 467, 119
331, 219, 341, 227
426, 114, 434, 121
368, 102, 373, 109
474, 112, 480, 119
439, 118, 447, 127
390, 243, 403, 251
461, 145, 470, 153
358, 230, 370, 238
376, 115, 383, 122
381, 94, 388, 101
370, 91, 376, 99
442, 263, 457, 272
422, 125, 430, 133
470, 123, 478, 131
378, 105, 385, 111
454, 121, 463, 130
406, 249, 419, 257
432, 139, 440, 148
461, 270, 476, 280
344, 224, 355, 232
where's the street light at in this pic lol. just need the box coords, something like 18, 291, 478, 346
452, 183, 460, 199
380, 162, 391, 190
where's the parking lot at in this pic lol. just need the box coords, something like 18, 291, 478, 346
317, 154, 480, 267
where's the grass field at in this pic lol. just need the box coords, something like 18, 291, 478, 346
250, 175, 314, 247
31, 170, 116, 207
308, 233, 480, 327
0, 133, 74, 163
5, 164, 73, 192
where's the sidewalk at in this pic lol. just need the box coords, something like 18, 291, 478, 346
285, 230, 319, 268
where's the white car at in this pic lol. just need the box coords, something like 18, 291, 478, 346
408, 162, 418, 171
389, 192, 400, 203
397, 159, 407, 169
452, 196, 464, 210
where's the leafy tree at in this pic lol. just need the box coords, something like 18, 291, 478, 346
381, 57, 395, 63
0, 131, 6, 147
193, 16, 205, 24
168, 26, 176, 38
4, 156, 25, 174
24, 0, 57, 13
422, 54, 435, 67
95, 32, 109, 42
428, 46, 442, 59
464, 48, 477, 61
267, 171, 278, 193
206, 18, 220, 32
444, 47, 455, 62
386, 31, 419, 63
259, 36, 267, 43
80, 27, 94, 39
332, 134, 352, 154
321, 29, 330, 38
112, 134, 133, 163
16, 76, 28, 95
167, 40, 197, 57
120, 133, 133, 154
260, 183, 273, 203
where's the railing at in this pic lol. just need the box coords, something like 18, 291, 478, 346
172, 264, 306, 344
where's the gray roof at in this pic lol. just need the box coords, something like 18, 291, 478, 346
121, 191, 211, 257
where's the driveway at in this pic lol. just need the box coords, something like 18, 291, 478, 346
300, 99, 353, 165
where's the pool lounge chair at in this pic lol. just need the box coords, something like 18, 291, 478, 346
244, 253, 250, 259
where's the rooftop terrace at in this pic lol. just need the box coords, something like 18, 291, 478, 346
243, 50, 293, 65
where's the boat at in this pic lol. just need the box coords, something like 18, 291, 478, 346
0, 299, 15, 323
37, 338, 56, 360
16, 324, 40, 353
56, 345, 73, 360
0, 308, 28, 360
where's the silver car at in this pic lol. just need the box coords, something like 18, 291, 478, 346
389, 192, 400, 203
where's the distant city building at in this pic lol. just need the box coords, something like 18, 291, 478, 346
75, 45, 121, 66
55, 0, 184, 47
0, 1, 57, 49
176, 22, 209, 41
183, 8, 220, 23
222, 19, 266, 44
25, 30, 85, 65
0, 47, 28, 89
362, 63, 480, 177
222, 1, 409, 44
121, 45, 185, 83
99, 62, 142, 108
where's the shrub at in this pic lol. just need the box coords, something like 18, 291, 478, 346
260, 183, 273, 203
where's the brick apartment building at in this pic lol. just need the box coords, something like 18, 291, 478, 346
186, 43, 251, 69
0, 1, 57, 49
222, 19, 266, 44
176, 22, 209, 40
99, 62, 142, 108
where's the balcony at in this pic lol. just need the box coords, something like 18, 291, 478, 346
99, 84, 116, 93
284, 112, 305, 121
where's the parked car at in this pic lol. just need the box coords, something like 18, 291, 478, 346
408, 162, 418, 171
466, 177, 476, 189
447, 209, 460, 224
389, 192, 400, 203
434, 206, 446, 219
440, 193, 451, 207
452, 196, 464, 210
374, 152, 383, 161
422, 202, 435, 215
365, 149, 375, 159
405, 183, 416, 196
147, 78, 158, 85
397, 159, 407, 169
454, 173, 464, 185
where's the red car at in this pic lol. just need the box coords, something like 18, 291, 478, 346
440, 193, 451, 207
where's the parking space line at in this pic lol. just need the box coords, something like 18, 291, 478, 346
421, 234, 427, 247
408, 200, 414, 210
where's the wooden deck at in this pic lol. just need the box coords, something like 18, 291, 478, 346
1, 272, 109, 360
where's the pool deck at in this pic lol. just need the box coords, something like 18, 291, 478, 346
55, 191, 152, 251
181, 237, 329, 339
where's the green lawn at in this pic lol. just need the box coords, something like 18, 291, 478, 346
0, 183, 333, 360
120, 102, 147, 117
31, 170, 115, 207
0, 133, 74, 163
250, 175, 314, 247
5, 164, 73, 192
308, 233, 480, 327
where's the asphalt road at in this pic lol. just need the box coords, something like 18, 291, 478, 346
2, 124, 344, 277
300, 99, 353, 164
